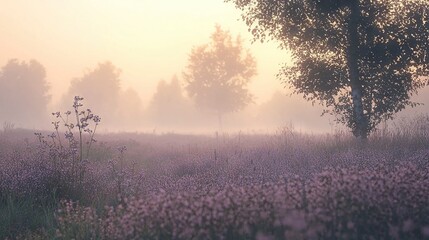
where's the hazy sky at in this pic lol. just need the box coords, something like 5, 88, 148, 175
0, 0, 291, 107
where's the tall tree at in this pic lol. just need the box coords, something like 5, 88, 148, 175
117, 88, 144, 128
227, 0, 429, 138
183, 25, 257, 128
147, 75, 192, 126
62, 62, 121, 125
0, 59, 50, 127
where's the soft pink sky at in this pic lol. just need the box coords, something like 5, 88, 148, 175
0, 0, 291, 107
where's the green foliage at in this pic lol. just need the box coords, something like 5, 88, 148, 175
0, 196, 55, 239
227, 0, 429, 137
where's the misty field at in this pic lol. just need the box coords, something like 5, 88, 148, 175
1, 120, 429, 240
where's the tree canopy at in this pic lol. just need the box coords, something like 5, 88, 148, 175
62, 61, 122, 125
227, 0, 429, 138
0, 59, 50, 127
147, 75, 192, 127
183, 25, 257, 127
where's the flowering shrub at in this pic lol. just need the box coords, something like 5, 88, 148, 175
55, 200, 101, 240
0, 97, 101, 204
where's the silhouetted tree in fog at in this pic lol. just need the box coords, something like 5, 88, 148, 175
117, 88, 144, 128
147, 75, 193, 127
62, 62, 121, 125
183, 25, 256, 128
0, 59, 50, 127
227, 0, 429, 139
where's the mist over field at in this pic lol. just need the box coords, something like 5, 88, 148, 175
1, 1, 428, 134
1, 58, 429, 134
0, 60, 335, 134
1, 1, 429, 239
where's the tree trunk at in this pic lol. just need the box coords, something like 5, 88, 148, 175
347, 0, 368, 139
217, 111, 223, 131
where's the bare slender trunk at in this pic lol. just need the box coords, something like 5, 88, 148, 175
347, 0, 368, 139
217, 111, 223, 131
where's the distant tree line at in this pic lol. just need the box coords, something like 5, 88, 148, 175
0, 26, 259, 131
1, 18, 428, 134
0, 58, 331, 132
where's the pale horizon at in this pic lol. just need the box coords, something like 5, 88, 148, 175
0, 0, 291, 108
1, 0, 428, 134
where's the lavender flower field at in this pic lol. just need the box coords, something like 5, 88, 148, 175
1, 120, 429, 239
2, 0, 429, 239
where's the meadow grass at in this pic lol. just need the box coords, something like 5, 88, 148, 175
1, 115, 429, 239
